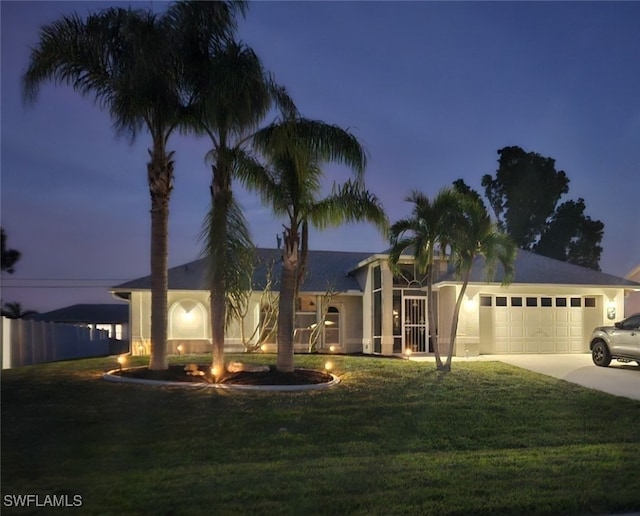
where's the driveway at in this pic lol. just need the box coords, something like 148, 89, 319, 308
490, 354, 640, 402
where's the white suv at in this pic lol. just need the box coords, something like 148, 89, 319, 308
590, 313, 640, 367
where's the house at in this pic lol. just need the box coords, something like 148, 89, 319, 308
625, 264, 640, 317
111, 248, 640, 357
33, 303, 129, 354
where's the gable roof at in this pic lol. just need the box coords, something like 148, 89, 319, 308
438, 249, 640, 288
112, 248, 373, 295
33, 303, 128, 324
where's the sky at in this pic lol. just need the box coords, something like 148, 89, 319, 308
1, 1, 639, 313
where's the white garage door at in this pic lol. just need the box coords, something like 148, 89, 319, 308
483, 295, 594, 353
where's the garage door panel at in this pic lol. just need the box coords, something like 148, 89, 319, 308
484, 295, 585, 354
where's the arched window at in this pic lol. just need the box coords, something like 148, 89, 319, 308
324, 306, 340, 348
169, 299, 207, 340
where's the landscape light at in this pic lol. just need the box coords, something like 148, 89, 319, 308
177, 344, 184, 355
404, 348, 412, 358
324, 361, 334, 372
260, 344, 268, 353
329, 345, 336, 353
117, 355, 126, 370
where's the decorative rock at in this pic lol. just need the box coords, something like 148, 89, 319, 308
227, 361, 270, 373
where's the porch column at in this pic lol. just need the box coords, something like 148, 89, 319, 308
381, 260, 395, 356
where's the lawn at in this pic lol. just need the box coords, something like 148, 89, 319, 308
2, 354, 640, 515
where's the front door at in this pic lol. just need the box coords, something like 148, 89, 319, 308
403, 296, 428, 353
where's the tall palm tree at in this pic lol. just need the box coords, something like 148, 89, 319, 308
22, 3, 243, 370
182, 36, 296, 376
388, 188, 462, 371
248, 118, 388, 373
444, 195, 516, 371
2, 302, 38, 320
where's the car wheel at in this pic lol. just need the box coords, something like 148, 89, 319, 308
591, 341, 611, 367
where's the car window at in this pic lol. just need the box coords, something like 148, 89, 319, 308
621, 315, 640, 330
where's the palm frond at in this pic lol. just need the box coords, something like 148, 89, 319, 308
308, 180, 388, 236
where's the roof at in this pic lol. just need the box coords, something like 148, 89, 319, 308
112, 248, 374, 294
438, 249, 640, 287
112, 247, 640, 295
33, 304, 128, 324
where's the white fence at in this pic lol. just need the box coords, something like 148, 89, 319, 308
1, 317, 110, 369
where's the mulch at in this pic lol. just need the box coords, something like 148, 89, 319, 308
113, 364, 333, 386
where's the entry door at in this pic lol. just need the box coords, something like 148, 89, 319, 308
403, 296, 428, 352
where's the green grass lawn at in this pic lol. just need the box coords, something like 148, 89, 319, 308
2, 354, 640, 515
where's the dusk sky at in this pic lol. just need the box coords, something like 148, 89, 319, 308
2, 1, 639, 313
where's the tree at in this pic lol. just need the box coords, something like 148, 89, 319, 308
388, 188, 461, 371
248, 117, 388, 373
481, 146, 603, 270
1, 228, 21, 274
445, 187, 515, 371
23, 3, 244, 370
2, 302, 38, 320
534, 198, 604, 271
183, 32, 296, 377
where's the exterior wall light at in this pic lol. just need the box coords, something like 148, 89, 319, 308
607, 299, 616, 320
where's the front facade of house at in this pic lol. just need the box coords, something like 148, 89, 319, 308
111, 248, 640, 358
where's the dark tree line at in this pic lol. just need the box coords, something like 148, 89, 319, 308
457, 146, 604, 271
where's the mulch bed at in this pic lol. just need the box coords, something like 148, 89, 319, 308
114, 364, 333, 386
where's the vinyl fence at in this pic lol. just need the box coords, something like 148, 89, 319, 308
1, 317, 111, 369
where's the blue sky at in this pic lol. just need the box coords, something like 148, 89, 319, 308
2, 1, 639, 312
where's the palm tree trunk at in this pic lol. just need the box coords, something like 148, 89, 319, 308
209, 171, 229, 378
443, 273, 470, 372
148, 146, 173, 371
427, 277, 444, 371
277, 227, 298, 373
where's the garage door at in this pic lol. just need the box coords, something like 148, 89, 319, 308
482, 295, 594, 353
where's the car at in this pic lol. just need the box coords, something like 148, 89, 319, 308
589, 313, 640, 367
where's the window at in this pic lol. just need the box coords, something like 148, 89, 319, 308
496, 297, 507, 307
541, 297, 552, 307
480, 296, 492, 307
556, 298, 567, 307
324, 306, 340, 347
373, 266, 382, 353
511, 297, 523, 307
585, 297, 596, 308
526, 297, 537, 307
294, 296, 316, 345
373, 265, 381, 290
570, 298, 581, 307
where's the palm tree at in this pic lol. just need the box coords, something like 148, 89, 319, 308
182, 36, 296, 376
248, 118, 388, 373
2, 302, 38, 320
444, 195, 516, 371
22, 3, 243, 370
388, 188, 462, 371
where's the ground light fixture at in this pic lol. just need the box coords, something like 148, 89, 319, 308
324, 361, 334, 372
177, 344, 184, 355
329, 345, 336, 353
260, 344, 268, 353
404, 348, 412, 359
117, 355, 127, 370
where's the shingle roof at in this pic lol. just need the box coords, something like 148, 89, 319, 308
438, 249, 640, 287
113, 247, 639, 295
112, 248, 373, 294
33, 304, 128, 324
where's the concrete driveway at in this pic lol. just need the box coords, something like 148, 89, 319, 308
490, 353, 640, 402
